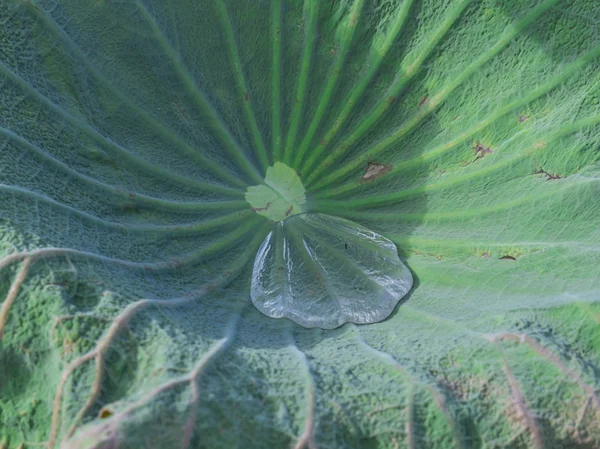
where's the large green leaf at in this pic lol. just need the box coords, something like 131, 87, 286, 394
1, 0, 599, 448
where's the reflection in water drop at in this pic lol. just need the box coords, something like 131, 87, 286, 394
250, 213, 413, 329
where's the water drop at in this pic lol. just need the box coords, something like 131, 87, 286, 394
250, 213, 413, 329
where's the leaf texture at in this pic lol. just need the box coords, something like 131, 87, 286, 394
0, 0, 599, 448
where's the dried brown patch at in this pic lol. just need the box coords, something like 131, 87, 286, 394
252, 201, 272, 213
460, 142, 494, 167
360, 162, 392, 184
99, 407, 114, 419
473, 142, 493, 161
534, 168, 562, 181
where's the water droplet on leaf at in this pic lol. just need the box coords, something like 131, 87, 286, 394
250, 213, 413, 329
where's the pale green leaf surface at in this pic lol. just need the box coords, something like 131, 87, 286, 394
245, 162, 306, 221
0, 0, 599, 448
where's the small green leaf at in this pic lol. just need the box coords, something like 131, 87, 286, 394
245, 162, 306, 222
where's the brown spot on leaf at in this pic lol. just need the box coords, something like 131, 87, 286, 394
534, 168, 562, 181
99, 407, 114, 419
285, 205, 294, 217
243, 91, 249, 102
474, 142, 493, 161
418, 96, 429, 108
360, 162, 392, 184
387, 96, 395, 105
330, 48, 336, 55
128, 192, 136, 199
319, 139, 327, 146
252, 201, 272, 213
519, 115, 528, 123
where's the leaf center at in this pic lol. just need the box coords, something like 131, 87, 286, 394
245, 162, 306, 222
